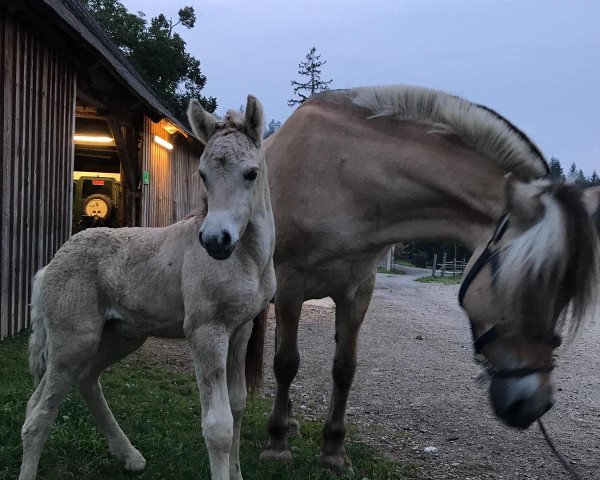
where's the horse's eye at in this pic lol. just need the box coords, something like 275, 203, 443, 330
199, 172, 206, 182
244, 170, 258, 181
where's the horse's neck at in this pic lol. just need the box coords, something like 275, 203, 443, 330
373, 172, 504, 251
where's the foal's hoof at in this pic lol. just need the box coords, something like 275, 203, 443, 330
318, 452, 354, 476
122, 449, 146, 471
286, 418, 302, 438
259, 447, 293, 464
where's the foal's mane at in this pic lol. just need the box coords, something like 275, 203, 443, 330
314, 85, 549, 180
495, 181, 599, 338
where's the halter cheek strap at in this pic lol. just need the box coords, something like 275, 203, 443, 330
458, 213, 509, 308
458, 214, 555, 378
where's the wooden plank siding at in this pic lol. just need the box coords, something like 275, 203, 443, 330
141, 117, 204, 226
171, 137, 204, 221
0, 11, 76, 339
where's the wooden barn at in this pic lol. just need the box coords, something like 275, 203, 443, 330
0, 0, 206, 339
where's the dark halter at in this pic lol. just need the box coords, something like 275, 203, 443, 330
458, 214, 555, 378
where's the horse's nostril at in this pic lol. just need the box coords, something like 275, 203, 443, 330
220, 230, 231, 247
198, 230, 204, 246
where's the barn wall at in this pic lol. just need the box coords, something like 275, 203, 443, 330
141, 117, 204, 226
171, 137, 204, 221
141, 117, 173, 227
0, 11, 76, 339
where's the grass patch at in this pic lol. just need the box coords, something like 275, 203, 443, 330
377, 267, 406, 275
414, 275, 463, 285
0, 334, 421, 480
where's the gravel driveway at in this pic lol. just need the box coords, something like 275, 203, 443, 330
133, 270, 600, 480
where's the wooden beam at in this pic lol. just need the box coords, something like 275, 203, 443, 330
107, 117, 137, 191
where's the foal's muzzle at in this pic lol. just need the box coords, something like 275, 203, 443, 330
198, 227, 237, 260
490, 376, 554, 429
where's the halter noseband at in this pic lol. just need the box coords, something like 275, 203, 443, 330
458, 214, 555, 379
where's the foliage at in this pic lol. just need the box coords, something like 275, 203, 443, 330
288, 47, 333, 107
0, 334, 421, 480
551, 158, 599, 187
264, 119, 282, 139
85, 0, 216, 123
548, 157, 565, 181
415, 275, 463, 285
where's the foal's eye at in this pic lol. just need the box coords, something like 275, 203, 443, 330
244, 169, 258, 181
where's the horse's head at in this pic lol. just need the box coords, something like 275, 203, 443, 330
187, 95, 265, 260
460, 177, 599, 429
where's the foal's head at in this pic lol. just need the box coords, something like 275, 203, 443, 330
187, 95, 265, 260
461, 177, 600, 429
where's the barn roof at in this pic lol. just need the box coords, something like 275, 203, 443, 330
32, 0, 198, 140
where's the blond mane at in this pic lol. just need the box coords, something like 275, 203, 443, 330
315, 85, 549, 180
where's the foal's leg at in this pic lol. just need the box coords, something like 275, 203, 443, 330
187, 324, 232, 480
227, 321, 253, 480
260, 280, 304, 462
319, 273, 375, 475
19, 368, 74, 480
78, 324, 147, 470
20, 314, 102, 480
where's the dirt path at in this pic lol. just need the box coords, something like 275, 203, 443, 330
132, 271, 600, 480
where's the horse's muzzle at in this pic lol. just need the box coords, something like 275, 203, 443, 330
490, 376, 554, 429
198, 228, 236, 260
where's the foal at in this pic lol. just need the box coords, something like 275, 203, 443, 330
19, 95, 275, 480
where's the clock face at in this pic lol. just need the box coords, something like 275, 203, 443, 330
84, 199, 109, 218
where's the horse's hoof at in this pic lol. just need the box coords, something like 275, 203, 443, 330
122, 449, 146, 471
286, 418, 302, 438
259, 447, 293, 463
318, 452, 354, 476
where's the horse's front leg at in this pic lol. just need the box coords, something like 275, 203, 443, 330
227, 320, 253, 480
186, 323, 232, 480
260, 274, 304, 463
320, 273, 376, 475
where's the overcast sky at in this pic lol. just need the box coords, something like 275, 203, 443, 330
123, 0, 599, 174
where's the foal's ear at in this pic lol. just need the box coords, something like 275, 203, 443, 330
187, 98, 218, 145
582, 187, 600, 231
244, 95, 265, 146
503, 174, 544, 225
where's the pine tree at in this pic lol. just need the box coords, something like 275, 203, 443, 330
288, 47, 333, 107
264, 119, 282, 139
576, 169, 588, 186
548, 157, 565, 181
590, 170, 600, 186
567, 162, 578, 181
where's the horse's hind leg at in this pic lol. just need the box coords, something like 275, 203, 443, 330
20, 314, 102, 480
78, 322, 147, 471
19, 367, 74, 480
227, 321, 253, 480
319, 273, 375, 475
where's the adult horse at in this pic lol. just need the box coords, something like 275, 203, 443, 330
256, 85, 600, 473
19, 96, 275, 480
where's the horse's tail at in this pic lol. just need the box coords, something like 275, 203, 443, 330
29, 267, 48, 385
245, 306, 269, 391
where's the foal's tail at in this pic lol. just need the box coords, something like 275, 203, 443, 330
245, 306, 269, 390
29, 267, 48, 384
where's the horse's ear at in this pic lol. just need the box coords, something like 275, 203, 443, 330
504, 174, 544, 225
244, 95, 264, 146
582, 187, 600, 232
187, 98, 218, 145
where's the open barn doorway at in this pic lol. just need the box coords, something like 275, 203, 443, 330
72, 103, 139, 233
